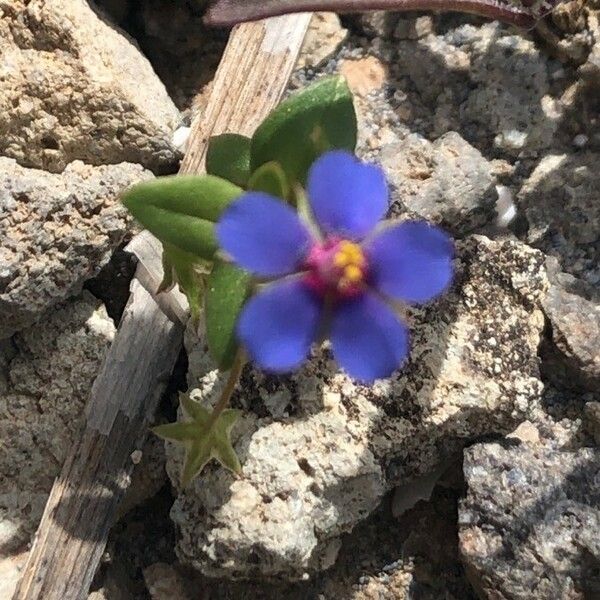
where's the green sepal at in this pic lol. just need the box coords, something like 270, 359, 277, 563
206, 133, 252, 187
250, 76, 357, 184
247, 161, 290, 200
153, 395, 242, 486
159, 243, 208, 324
122, 175, 242, 260
205, 261, 251, 370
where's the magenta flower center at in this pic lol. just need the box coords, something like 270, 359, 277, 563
303, 237, 368, 298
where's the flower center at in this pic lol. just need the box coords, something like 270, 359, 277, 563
304, 238, 368, 298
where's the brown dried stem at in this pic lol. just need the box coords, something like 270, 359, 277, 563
205, 0, 536, 29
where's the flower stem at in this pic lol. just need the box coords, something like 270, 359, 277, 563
207, 350, 246, 429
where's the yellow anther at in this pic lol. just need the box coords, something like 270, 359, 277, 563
344, 264, 363, 283
333, 252, 350, 268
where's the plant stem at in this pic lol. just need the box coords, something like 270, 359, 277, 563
205, 0, 536, 28
207, 350, 246, 429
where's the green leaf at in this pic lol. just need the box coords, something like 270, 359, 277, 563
159, 243, 208, 323
153, 399, 243, 486
206, 134, 252, 187
250, 76, 357, 184
122, 175, 242, 260
153, 421, 200, 442
179, 394, 206, 421
247, 161, 290, 200
205, 261, 251, 370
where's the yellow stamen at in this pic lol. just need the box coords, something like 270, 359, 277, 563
344, 264, 363, 283
333, 241, 366, 290
333, 252, 349, 268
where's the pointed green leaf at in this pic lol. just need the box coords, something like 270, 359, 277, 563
153, 421, 201, 442
179, 394, 210, 421
206, 133, 252, 187
210, 408, 243, 474
182, 437, 212, 487
205, 261, 251, 370
250, 76, 357, 184
178, 408, 243, 486
122, 175, 242, 260
247, 161, 290, 200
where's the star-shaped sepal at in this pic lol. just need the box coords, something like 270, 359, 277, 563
153, 394, 242, 486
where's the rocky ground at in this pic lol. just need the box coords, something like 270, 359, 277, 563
1, 0, 599, 598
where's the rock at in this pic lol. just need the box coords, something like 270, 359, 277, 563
394, 16, 434, 41
144, 563, 191, 600
459, 441, 600, 599
381, 132, 497, 235
518, 152, 600, 286
167, 236, 547, 579
458, 23, 562, 154
394, 23, 562, 153
339, 56, 388, 97
133, 0, 225, 111
584, 402, 600, 445
0, 157, 151, 338
394, 34, 470, 105
0, 551, 28, 599
0, 294, 114, 552
297, 13, 347, 70
355, 12, 400, 38
118, 433, 167, 518
0, 0, 181, 173
541, 273, 600, 391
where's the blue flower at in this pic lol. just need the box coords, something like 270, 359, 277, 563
217, 151, 454, 382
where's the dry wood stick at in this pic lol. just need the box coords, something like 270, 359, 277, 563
13, 13, 311, 600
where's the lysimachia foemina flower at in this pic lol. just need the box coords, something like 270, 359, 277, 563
217, 151, 454, 382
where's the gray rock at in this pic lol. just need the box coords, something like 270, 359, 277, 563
541, 274, 600, 391
459, 23, 562, 154
460, 442, 600, 599
584, 402, 600, 445
167, 236, 547, 579
0, 293, 115, 553
381, 132, 496, 235
0, 157, 151, 338
518, 152, 600, 286
394, 23, 562, 154
394, 34, 470, 105
0, 0, 181, 173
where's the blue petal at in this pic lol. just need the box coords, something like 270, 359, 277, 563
238, 279, 321, 373
307, 151, 388, 240
330, 293, 409, 382
367, 221, 454, 304
217, 192, 313, 277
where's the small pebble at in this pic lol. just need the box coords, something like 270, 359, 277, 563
573, 134, 588, 148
